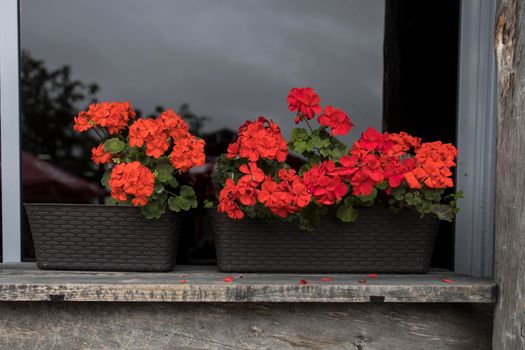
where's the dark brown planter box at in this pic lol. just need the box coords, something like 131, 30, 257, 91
213, 207, 439, 273
25, 204, 181, 272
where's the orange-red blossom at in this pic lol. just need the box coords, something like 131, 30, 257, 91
108, 161, 155, 206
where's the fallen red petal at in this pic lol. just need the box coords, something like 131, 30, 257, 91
442, 278, 454, 284
299, 279, 308, 285
358, 279, 367, 284
223, 276, 234, 283
179, 274, 187, 278
320, 277, 332, 282
368, 274, 378, 278
179, 279, 188, 283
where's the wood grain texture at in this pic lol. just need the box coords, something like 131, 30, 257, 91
0, 302, 493, 350
0, 263, 495, 303
494, 0, 525, 348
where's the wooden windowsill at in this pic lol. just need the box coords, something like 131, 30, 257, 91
0, 263, 496, 303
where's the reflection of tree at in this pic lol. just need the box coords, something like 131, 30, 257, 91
20, 50, 99, 179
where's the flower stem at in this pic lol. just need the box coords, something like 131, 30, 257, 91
304, 118, 314, 133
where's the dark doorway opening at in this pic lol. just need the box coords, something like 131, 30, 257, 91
383, 0, 461, 270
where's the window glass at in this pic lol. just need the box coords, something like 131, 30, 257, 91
20, 0, 385, 262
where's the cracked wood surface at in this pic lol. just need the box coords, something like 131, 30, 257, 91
0, 302, 492, 350
494, 0, 525, 348
0, 263, 495, 303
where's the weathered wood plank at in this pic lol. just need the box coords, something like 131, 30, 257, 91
0, 263, 495, 303
0, 302, 493, 350
494, 0, 525, 348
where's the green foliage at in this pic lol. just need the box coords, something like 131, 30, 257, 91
141, 192, 168, 219
336, 199, 359, 223
103, 138, 125, 153
386, 185, 461, 221
101, 169, 112, 190
155, 160, 174, 183
288, 126, 348, 162
212, 154, 244, 190
168, 185, 198, 212
357, 188, 378, 205
299, 204, 321, 231
203, 200, 215, 209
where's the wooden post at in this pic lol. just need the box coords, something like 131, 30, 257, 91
494, 0, 525, 348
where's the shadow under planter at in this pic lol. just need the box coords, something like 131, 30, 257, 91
213, 207, 439, 273
24, 204, 182, 272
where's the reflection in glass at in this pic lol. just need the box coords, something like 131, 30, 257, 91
20, 0, 385, 262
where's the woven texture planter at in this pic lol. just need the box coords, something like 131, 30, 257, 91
25, 204, 181, 272
213, 207, 439, 273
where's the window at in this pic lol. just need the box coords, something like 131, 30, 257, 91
1, 0, 496, 276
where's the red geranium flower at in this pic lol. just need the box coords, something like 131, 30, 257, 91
91, 144, 112, 165
227, 117, 287, 162
73, 111, 93, 132
287, 87, 322, 123
169, 135, 206, 172
302, 161, 348, 205
108, 161, 155, 206
318, 106, 354, 136
217, 178, 244, 220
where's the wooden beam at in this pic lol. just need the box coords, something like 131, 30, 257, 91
0, 263, 495, 303
494, 0, 525, 348
0, 302, 493, 349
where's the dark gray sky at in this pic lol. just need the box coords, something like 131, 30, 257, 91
21, 0, 384, 142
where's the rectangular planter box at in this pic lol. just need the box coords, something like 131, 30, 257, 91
25, 204, 181, 272
213, 207, 439, 273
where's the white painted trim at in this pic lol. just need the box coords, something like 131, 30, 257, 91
0, 0, 22, 262
455, 0, 496, 277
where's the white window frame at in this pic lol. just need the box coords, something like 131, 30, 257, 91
0, 0, 497, 276
0, 0, 22, 263
455, 0, 496, 277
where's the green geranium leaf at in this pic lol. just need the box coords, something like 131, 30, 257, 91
101, 169, 112, 189
432, 204, 454, 221
405, 192, 422, 206
141, 199, 166, 219
391, 186, 406, 200
423, 188, 442, 201
167, 177, 179, 189
359, 188, 378, 203
299, 204, 321, 231
103, 138, 125, 153
155, 162, 174, 183
376, 181, 388, 191
180, 185, 196, 199
168, 186, 198, 212
203, 199, 215, 209
105, 197, 118, 205
336, 203, 359, 223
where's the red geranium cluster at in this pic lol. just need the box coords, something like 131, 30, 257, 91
404, 141, 457, 189
74, 101, 136, 135
302, 161, 348, 205
74, 102, 205, 214
288, 87, 354, 137
91, 144, 112, 165
218, 161, 311, 220
227, 117, 287, 162
318, 106, 354, 136
318, 127, 456, 198
218, 117, 311, 220
169, 135, 206, 172
216, 87, 460, 226
109, 161, 155, 206
258, 168, 311, 218
288, 87, 322, 123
